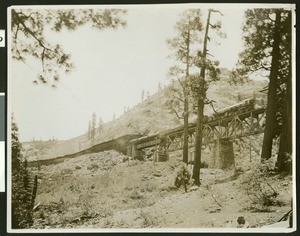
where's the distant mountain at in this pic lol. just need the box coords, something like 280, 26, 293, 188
23, 72, 268, 162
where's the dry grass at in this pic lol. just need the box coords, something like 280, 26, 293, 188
32, 150, 178, 228
31, 148, 292, 229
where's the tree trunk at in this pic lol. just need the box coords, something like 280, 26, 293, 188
31, 175, 38, 209
277, 11, 292, 173
182, 28, 191, 164
277, 74, 292, 172
261, 10, 281, 161
193, 98, 204, 186
183, 96, 189, 164
192, 10, 211, 186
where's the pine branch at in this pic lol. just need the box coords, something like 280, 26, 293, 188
209, 9, 223, 16
177, 78, 185, 89
14, 11, 51, 51
171, 92, 185, 103
171, 108, 184, 120
207, 100, 218, 114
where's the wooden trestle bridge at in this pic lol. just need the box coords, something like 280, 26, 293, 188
128, 99, 266, 160
28, 99, 266, 168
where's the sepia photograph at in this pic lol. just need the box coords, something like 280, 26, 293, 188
7, 3, 295, 233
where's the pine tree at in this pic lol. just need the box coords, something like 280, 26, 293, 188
275, 10, 292, 172
11, 116, 22, 171
87, 120, 92, 140
11, 8, 127, 85
141, 89, 145, 102
192, 9, 223, 186
91, 112, 97, 140
11, 115, 34, 228
233, 9, 292, 171
158, 82, 162, 92
166, 9, 203, 164
98, 117, 104, 132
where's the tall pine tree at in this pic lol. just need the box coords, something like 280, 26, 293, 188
166, 9, 203, 164
234, 8, 292, 172
192, 9, 223, 186
11, 115, 34, 228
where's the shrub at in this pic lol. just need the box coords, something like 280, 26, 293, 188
129, 189, 144, 200
240, 161, 282, 212
61, 168, 73, 175
75, 165, 81, 170
174, 164, 191, 192
232, 166, 244, 179
87, 163, 98, 171
139, 210, 159, 228
122, 156, 129, 162
200, 161, 209, 168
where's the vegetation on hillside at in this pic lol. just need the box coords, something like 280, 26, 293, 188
11, 6, 293, 230
11, 115, 37, 229
22, 71, 267, 162
29, 149, 292, 229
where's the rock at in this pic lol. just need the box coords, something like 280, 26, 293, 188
225, 216, 249, 228
153, 172, 162, 177
209, 207, 221, 213
189, 186, 199, 192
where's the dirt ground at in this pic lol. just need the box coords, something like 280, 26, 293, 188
30, 150, 293, 230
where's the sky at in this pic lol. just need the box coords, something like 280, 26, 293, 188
10, 4, 250, 142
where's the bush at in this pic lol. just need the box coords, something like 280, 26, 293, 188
139, 210, 159, 228
200, 161, 209, 168
129, 189, 144, 200
174, 164, 191, 192
240, 161, 282, 212
87, 163, 98, 171
61, 168, 73, 175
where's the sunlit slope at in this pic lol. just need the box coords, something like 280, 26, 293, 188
23, 69, 267, 161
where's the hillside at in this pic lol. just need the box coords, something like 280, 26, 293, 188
22, 69, 292, 230
30, 150, 292, 229
23, 71, 268, 162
